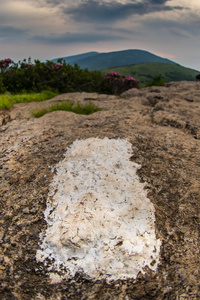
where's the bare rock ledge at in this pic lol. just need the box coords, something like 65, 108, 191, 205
0, 82, 200, 299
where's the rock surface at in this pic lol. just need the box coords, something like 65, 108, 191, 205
0, 81, 200, 299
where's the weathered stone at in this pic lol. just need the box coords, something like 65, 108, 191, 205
0, 81, 200, 299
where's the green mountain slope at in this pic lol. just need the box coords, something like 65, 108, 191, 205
52, 49, 177, 71
51, 51, 99, 64
102, 62, 199, 86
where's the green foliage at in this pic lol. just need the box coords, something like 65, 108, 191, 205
0, 77, 6, 94
0, 58, 109, 94
145, 75, 165, 87
0, 57, 141, 96
31, 100, 102, 118
102, 62, 199, 87
0, 90, 58, 109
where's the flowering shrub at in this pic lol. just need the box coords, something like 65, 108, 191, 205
104, 71, 139, 94
0, 58, 13, 70
21, 62, 35, 68
0, 58, 107, 94
48, 62, 63, 70
0, 58, 139, 95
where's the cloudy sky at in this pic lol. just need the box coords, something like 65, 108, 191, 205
1, 0, 200, 70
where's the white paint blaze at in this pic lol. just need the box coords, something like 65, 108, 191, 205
37, 138, 161, 281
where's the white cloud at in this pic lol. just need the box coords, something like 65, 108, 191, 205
169, 0, 200, 10
0, 0, 67, 35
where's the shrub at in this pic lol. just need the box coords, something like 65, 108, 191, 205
0, 57, 140, 96
0, 58, 109, 94
103, 72, 139, 95
0, 58, 13, 71
145, 75, 165, 87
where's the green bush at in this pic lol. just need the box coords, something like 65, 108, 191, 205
0, 58, 107, 94
145, 75, 165, 87
0, 58, 141, 94
0, 57, 139, 95
31, 100, 102, 118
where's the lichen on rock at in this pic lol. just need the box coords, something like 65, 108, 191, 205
37, 137, 161, 281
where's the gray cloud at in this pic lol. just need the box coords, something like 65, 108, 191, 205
45, 0, 60, 4
64, 0, 183, 23
142, 12, 200, 39
94, 25, 134, 35
0, 0, 199, 70
0, 25, 28, 40
42, 0, 60, 4
33, 31, 127, 44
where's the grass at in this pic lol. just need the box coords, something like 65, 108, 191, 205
0, 90, 58, 110
31, 100, 102, 118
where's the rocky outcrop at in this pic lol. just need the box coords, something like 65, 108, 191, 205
0, 81, 200, 299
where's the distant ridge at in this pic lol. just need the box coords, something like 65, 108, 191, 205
51, 49, 177, 71
51, 51, 99, 65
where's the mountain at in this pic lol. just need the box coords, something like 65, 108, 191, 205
51, 49, 177, 71
102, 62, 199, 86
51, 51, 99, 65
